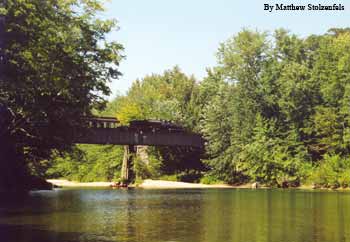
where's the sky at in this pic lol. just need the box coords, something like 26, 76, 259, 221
101, 0, 350, 99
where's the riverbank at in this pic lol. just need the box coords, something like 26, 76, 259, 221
47, 179, 114, 187
47, 179, 239, 189
137, 179, 235, 189
46, 179, 350, 191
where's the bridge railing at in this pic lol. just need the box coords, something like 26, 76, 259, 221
82, 117, 119, 129
84, 118, 188, 133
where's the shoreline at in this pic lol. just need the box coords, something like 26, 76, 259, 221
47, 179, 241, 189
46, 179, 350, 191
47, 179, 114, 187
136, 179, 237, 189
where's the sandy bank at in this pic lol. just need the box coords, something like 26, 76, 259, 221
137, 179, 234, 189
47, 179, 238, 189
47, 179, 114, 187
46, 179, 340, 190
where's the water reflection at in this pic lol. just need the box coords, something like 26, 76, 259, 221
0, 188, 350, 242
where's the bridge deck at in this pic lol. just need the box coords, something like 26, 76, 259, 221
74, 127, 203, 148
33, 118, 204, 148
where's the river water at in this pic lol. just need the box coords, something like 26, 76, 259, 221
0, 188, 350, 242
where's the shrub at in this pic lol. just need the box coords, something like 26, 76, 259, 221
200, 173, 224, 184
311, 154, 350, 188
176, 170, 203, 183
158, 174, 179, 181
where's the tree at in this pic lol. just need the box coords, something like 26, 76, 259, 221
111, 67, 205, 179
198, 28, 350, 187
114, 66, 199, 127
199, 29, 315, 185
0, 0, 123, 190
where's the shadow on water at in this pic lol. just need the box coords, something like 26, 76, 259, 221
0, 223, 120, 242
0, 224, 83, 242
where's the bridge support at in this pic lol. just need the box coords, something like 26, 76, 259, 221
121, 145, 135, 184
136, 145, 149, 165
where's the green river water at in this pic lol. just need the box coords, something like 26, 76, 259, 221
0, 188, 350, 242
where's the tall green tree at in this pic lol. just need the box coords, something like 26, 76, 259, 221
114, 66, 199, 127
0, 0, 123, 190
111, 67, 205, 178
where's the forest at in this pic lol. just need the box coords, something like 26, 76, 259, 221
48, 28, 350, 189
2, 0, 350, 190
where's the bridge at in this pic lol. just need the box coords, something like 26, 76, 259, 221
77, 117, 203, 148
37, 116, 204, 184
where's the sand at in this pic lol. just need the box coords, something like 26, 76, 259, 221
47, 179, 114, 187
47, 179, 235, 189
138, 179, 233, 189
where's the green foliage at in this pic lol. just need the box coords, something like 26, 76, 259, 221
46, 67, 205, 183
236, 115, 311, 187
134, 157, 151, 180
199, 28, 350, 187
311, 154, 350, 188
106, 67, 206, 178
158, 174, 179, 182
158, 171, 203, 183
6, 13, 350, 189
113, 66, 199, 128
60, 28, 350, 187
200, 173, 224, 185
1, 0, 123, 189
175, 170, 203, 183
46, 145, 124, 182
133, 150, 162, 180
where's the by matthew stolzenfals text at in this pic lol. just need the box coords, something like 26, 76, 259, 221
264, 3, 345, 12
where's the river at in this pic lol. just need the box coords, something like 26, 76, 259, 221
0, 188, 350, 242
